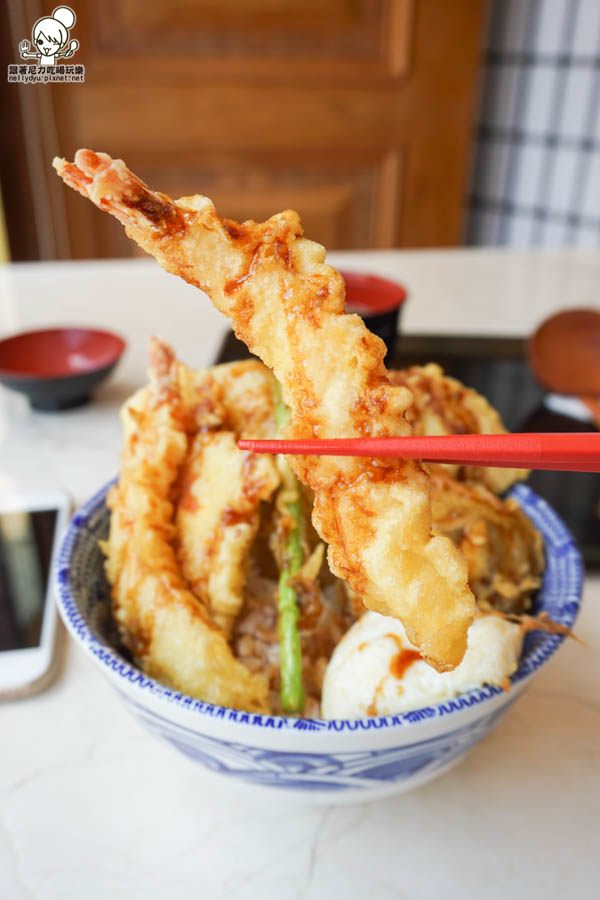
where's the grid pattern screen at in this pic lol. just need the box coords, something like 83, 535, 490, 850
468, 0, 600, 247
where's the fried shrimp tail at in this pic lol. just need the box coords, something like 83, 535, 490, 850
55, 150, 476, 671
104, 336, 268, 711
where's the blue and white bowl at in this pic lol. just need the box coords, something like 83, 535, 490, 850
55, 482, 583, 804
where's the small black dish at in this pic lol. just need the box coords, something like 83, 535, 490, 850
0, 327, 126, 411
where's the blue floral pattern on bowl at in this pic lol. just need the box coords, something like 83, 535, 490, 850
55, 481, 583, 796
125, 694, 513, 791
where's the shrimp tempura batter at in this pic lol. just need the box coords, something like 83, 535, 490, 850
389, 364, 528, 494
176, 367, 280, 635
104, 339, 269, 710
55, 149, 475, 670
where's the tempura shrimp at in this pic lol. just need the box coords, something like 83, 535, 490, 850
104, 337, 269, 710
55, 150, 475, 670
175, 361, 280, 634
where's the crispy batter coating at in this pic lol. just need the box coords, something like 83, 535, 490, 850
210, 360, 278, 440
104, 338, 269, 710
54, 150, 475, 670
389, 364, 528, 494
430, 472, 544, 614
174, 358, 280, 633
176, 430, 279, 634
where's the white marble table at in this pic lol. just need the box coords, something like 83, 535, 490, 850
0, 251, 599, 900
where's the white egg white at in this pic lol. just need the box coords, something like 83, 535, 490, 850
321, 611, 523, 719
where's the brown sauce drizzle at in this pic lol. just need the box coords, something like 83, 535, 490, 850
223, 219, 244, 239
390, 648, 421, 680
221, 507, 249, 527
367, 674, 387, 716
383, 631, 421, 679
224, 244, 261, 295
366, 633, 422, 716
122, 192, 185, 235
275, 240, 291, 268
179, 492, 199, 514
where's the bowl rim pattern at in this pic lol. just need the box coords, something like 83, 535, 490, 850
55, 479, 583, 735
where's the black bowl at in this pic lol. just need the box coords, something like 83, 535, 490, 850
0, 327, 126, 411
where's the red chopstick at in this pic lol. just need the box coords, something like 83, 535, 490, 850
238, 433, 600, 472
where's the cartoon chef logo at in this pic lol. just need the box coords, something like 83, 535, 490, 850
19, 6, 79, 67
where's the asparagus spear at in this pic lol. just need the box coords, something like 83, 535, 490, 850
273, 380, 305, 714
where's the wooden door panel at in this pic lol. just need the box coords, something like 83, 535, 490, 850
88, 0, 412, 79
90, 149, 402, 257
2, 0, 486, 260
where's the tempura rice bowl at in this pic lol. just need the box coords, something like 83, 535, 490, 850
55, 480, 583, 804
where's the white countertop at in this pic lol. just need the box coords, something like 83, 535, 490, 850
0, 250, 599, 899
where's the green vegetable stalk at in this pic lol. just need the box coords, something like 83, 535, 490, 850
273, 380, 305, 714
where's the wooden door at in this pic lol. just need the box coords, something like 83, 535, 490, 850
1, 0, 487, 260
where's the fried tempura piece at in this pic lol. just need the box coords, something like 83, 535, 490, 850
176, 431, 279, 635
174, 358, 280, 633
178, 358, 278, 440
54, 150, 475, 670
430, 472, 544, 614
390, 364, 528, 494
104, 338, 269, 710
211, 360, 278, 440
